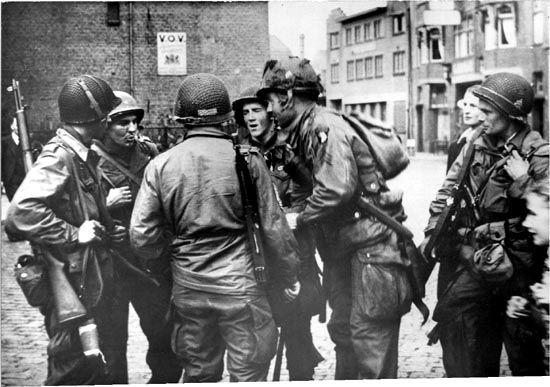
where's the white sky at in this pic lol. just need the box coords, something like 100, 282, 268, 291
268, 0, 388, 59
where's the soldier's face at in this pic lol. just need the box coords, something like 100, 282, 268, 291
460, 92, 483, 127
265, 92, 294, 129
107, 113, 139, 148
523, 192, 549, 246
242, 102, 270, 139
478, 100, 510, 137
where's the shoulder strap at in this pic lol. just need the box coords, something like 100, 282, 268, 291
92, 142, 141, 186
55, 142, 90, 221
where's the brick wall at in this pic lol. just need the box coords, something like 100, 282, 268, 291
1, 1, 269, 133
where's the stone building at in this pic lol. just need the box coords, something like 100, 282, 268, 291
1, 1, 269, 135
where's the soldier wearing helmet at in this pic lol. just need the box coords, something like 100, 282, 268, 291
130, 73, 300, 382
6, 75, 130, 384
421, 72, 549, 377
258, 57, 413, 379
232, 87, 324, 380
91, 91, 182, 383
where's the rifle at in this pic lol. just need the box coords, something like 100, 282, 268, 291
423, 127, 484, 261
231, 132, 268, 284
8, 79, 89, 327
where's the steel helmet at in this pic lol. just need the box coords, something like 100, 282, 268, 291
472, 73, 534, 119
173, 73, 233, 126
108, 91, 144, 123
231, 86, 268, 127
58, 75, 121, 124
257, 56, 323, 100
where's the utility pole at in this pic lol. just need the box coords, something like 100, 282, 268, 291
405, 2, 415, 154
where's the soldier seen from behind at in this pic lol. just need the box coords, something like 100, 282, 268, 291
130, 73, 300, 382
258, 57, 416, 379
421, 72, 549, 377
232, 87, 324, 380
92, 91, 183, 383
6, 75, 128, 384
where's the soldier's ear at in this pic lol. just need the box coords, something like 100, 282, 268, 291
283, 90, 294, 109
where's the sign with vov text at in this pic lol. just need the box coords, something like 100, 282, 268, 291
157, 32, 187, 75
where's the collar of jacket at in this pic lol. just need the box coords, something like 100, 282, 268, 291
56, 128, 90, 162
286, 103, 317, 149
183, 126, 232, 140
476, 124, 530, 153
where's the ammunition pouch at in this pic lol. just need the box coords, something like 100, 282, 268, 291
14, 254, 50, 308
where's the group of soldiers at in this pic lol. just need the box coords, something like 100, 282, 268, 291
5, 56, 549, 385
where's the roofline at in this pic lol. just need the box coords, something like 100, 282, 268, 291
336, 6, 387, 23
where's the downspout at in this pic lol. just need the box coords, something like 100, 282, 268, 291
129, 2, 134, 94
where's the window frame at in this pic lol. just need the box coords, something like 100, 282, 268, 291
345, 28, 353, 46
393, 14, 405, 35
355, 58, 365, 80
354, 25, 363, 44
374, 54, 384, 78
365, 56, 374, 79
392, 51, 405, 75
329, 32, 340, 50
330, 63, 340, 83
347, 60, 355, 81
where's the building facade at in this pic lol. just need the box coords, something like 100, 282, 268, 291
411, 0, 549, 152
325, 2, 409, 137
326, 1, 549, 152
1, 1, 269, 134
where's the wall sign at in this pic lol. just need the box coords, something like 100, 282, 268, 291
157, 32, 187, 75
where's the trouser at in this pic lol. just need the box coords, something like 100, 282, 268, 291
436, 269, 546, 377
171, 289, 278, 382
43, 261, 127, 385
120, 271, 183, 383
281, 307, 324, 380
324, 259, 359, 380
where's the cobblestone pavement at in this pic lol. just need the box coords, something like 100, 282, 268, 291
1, 153, 511, 385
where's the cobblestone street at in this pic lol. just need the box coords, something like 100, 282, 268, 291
1, 153, 511, 385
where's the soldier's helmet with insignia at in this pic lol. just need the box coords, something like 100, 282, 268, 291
257, 56, 323, 101
109, 91, 144, 124
472, 72, 534, 120
173, 73, 233, 127
231, 86, 268, 127
58, 75, 121, 124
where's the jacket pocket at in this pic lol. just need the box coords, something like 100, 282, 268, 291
352, 259, 412, 321
246, 297, 278, 364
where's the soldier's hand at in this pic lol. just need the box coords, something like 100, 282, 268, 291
506, 296, 530, 319
283, 281, 300, 302
78, 220, 106, 245
110, 224, 128, 244
503, 150, 529, 180
106, 187, 132, 209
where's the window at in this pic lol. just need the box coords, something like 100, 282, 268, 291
345, 28, 352, 45
355, 59, 365, 80
375, 55, 383, 78
393, 51, 405, 75
534, 1, 544, 45
364, 22, 372, 41
347, 60, 355, 81
106, 2, 120, 26
373, 19, 384, 39
496, 4, 516, 47
483, 7, 497, 50
330, 63, 339, 83
393, 14, 405, 35
428, 28, 443, 61
329, 32, 340, 49
454, 15, 474, 58
354, 25, 362, 43
417, 30, 429, 64
365, 57, 374, 78
380, 102, 387, 121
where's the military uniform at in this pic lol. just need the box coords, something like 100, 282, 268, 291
6, 128, 127, 385
94, 137, 183, 383
288, 104, 411, 379
426, 126, 549, 376
130, 126, 300, 382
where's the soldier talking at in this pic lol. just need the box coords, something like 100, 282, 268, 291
258, 57, 414, 379
421, 72, 549, 376
92, 91, 183, 383
6, 75, 128, 384
232, 86, 324, 380
130, 73, 300, 382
